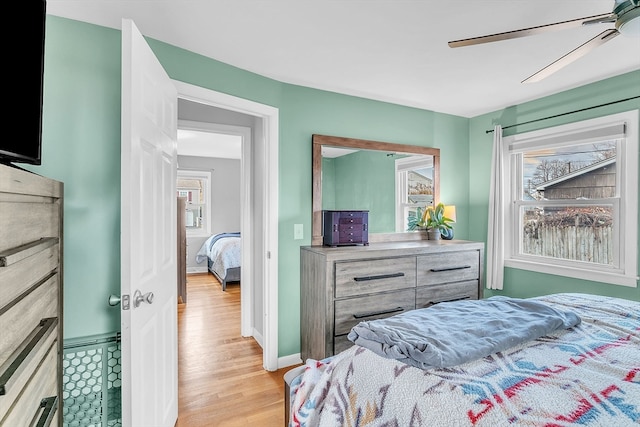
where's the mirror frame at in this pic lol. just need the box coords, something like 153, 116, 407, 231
312, 134, 440, 246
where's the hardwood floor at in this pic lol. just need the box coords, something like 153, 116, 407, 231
176, 273, 295, 427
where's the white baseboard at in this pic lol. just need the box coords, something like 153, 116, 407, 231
187, 266, 208, 274
244, 329, 300, 369
278, 353, 303, 369
252, 328, 264, 348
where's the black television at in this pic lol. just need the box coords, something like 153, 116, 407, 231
0, 0, 46, 165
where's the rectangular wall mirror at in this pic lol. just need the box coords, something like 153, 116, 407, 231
312, 134, 440, 246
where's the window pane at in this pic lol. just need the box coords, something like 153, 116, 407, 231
521, 141, 616, 200
177, 171, 210, 235
396, 160, 433, 232
407, 168, 433, 203
521, 205, 613, 265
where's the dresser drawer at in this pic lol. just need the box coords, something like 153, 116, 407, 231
0, 274, 59, 367
416, 280, 479, 309
417, 251, 479, 286
335, 257, 416, 298
0, 339, 58, 426
0, 200, 60, 256
337, 226, 364, 242
0, 242, 59, 310
334, 288, 415, 336
337, 213, 366, 224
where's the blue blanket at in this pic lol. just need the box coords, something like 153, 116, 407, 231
347, 296, 581, 370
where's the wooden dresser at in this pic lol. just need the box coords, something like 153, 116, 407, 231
0, 164, 63, 427
300, 240, 484, 361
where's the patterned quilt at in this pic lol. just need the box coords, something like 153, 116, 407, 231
289, 293, 640, 426
195, 232, 241, 279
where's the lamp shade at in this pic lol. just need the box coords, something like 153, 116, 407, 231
443, 205, 457, 223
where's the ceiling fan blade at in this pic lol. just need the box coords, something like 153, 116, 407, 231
448, 13, 613, 48
582, 14, 617, 26
522, 29, 619, 83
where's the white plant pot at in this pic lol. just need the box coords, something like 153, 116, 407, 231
427, 229, 441, 240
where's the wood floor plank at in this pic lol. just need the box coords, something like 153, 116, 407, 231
176, 273, 297, 426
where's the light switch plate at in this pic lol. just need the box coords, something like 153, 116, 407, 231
294, 223, 303, 240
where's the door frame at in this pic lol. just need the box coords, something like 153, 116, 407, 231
174, 80, 279, 370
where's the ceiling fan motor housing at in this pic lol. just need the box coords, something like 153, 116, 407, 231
614, 0, 640, 37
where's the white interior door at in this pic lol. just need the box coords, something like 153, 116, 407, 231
120, 19, 178, 427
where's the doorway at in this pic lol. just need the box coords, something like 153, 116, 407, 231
176, 121, 250, 331
173, 80, 280, 371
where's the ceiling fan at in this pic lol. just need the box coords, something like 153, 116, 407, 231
448, 0, 640, 83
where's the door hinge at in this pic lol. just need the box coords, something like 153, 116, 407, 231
122, 294, 130, 310
267, 251, 271, 259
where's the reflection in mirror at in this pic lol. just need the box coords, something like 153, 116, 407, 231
322, 148, 434, 232
395, 155, 435, 231
312, 135, 440, 245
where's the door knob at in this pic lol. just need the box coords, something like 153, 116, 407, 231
133, 289, 154, 308
108, 295, 121, 306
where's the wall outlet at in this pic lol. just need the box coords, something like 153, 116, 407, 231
294, 224, 303, 240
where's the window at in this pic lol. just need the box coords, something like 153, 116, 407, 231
177, 170, 211, 237
503, 110, 638, 287
395, 155, 434, 231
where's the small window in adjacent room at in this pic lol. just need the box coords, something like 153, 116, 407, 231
503, 110, 638, 287
177, 170, 211, 237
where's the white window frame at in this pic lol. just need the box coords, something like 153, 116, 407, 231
177, 169, 212, 238
395, 155, 434, 232
503, 110, 638, 287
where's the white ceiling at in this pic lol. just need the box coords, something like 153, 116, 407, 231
47, 0, 640, 118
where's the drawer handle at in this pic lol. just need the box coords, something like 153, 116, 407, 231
0, 237, 58, 267
429, 265, 471, 272
353, 272, 404, 282
425, 296, 471, 307
0, 317, 58, 395
35, 396, 58, 427
353, 306, 404, 319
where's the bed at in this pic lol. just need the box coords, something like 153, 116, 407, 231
285, 293, 640, 426
195, 232, 241, 291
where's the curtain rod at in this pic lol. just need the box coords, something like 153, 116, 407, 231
485, 96, 640, 134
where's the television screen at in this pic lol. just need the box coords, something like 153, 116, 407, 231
0, 0, 46, 165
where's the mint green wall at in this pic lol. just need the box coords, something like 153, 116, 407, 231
31, 16, 637, 360
25, 18, 123, 338
469, 70, 640, 302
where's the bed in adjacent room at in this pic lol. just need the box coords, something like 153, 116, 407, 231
195, 232, 241, 291
285, 293, 640, 426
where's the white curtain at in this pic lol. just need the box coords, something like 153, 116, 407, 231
486, 125, 504, 290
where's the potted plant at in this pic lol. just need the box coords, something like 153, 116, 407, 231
423, 202, 454, 240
